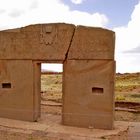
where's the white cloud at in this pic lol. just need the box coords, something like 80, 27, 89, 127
114, 1, 140, 73
30, 0, 38, 9
71, 0, 85, 4
42, 64, 63, 72
0, 0, 108, 30
8, 9, 24, 18
0, 0, 32, 12
115, 53, 140, 73
0, 9, 5, 14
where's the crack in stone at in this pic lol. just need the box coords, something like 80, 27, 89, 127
64, 26, 76, 62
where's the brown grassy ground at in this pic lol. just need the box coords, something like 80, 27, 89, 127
115, 73, 140, 102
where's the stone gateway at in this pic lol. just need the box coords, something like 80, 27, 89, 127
0, 23, 115, 129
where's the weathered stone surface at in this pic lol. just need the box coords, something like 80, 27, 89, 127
0, 23, 75, 61
68, 26, 115, 60
0, 60, 34, 121
33, 62, 41, 120
62, 60, 115, 129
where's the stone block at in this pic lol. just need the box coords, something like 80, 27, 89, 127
62, 60, 115, 129
68, 26, 115, 60
0, 23, 75, 61
0, 60, 35, 121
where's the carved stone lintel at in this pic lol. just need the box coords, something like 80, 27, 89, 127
40, 25, 57, 45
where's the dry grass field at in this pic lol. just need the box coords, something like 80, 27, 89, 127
41, 74, 62, 102
41, 72, 140, 102
115, 73, 140, 102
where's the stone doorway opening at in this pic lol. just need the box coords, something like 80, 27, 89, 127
40, 63, 63, 118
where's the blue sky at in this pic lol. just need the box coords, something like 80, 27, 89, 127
63, 0, 139, 28
0, 0, 140, 73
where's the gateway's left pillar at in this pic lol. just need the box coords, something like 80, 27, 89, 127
0, 27, 39, 121
0, 60, 34, 121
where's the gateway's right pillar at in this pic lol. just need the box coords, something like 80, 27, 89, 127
62, 26, 115, 129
